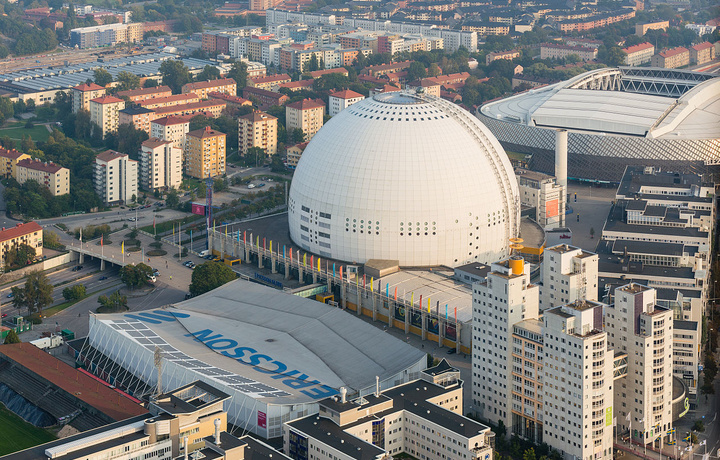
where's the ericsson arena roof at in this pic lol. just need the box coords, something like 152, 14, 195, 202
480, 67, 720, 140
87, 279, 426, 408
289, 90, 519, 268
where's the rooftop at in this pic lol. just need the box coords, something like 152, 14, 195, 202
16, 158, 65, 174
96, 149, 128, 162
138, 93, 199, 107
0, 343, 147, 421
183, 78, 236, 90
0, 148, 27, 160
286, 98, 325, 110
151, 115, 191, 126
90, 95, 123, 104
249, 74, 291, 84
142, 138, 173, 149
330, 89, 364, 99
659, 47, 689, 58
187, 127, 226, 139
117, 85, 171, 98
154, 380, 230, 415
73, 82, 105, 92
119, 106, 155, 116
0, 222, 42, 243
623, 42, 654, 53
153, 100, 226, 116
239, 111, 277, 123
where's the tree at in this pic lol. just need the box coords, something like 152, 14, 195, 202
97, 290, 128, 312
407, 61, 427, 81
62, 284, 86, 301
245, 146, 266, 167
4, 330, 20, 344
144, 79, 159, 88
692, 421, 705, 432
189, 261, 236, 296
5, 243, 36, 268
227, 61, 248, 94
427, 63, 441, 77
115, 123, 149, 158
11, 271, 53, 315
590, 227, 595, 239
305, 54, 320, 72
119, 263, 154, 289
196, 65, 221, 82
94, 68, 113, 87
523, 448, 537, 460
166, 190, 180, 209
159, 60, 192, 94
43, 231, 63, 250
116, 71, 141, 92
290, 128, 305, 144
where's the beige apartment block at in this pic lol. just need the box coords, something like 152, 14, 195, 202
89, 95, 125, 138
238, 111, 278, 157
15, 159, 70, 196
186, 127, 226, 179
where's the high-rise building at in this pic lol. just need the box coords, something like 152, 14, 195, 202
510, 318, 545, 443
72, 82, 106, 113
15, 159, 70, 196
328, 89, 364, 116
472, 255, 539, 428
542, 301, 614, 460
89, 95, 125, 138
139, 139, 183, 192
186, 127, 226, 179
118, 106, 155, 134
94, 150, 138, 205
150, 116, 190, 153
605, 284, 673, 449
285, 98, 325, 141
238, 111, 278, 157
516, 169, 566, 229
540, 244, 598, 311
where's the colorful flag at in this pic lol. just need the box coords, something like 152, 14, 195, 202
370, 277, 374, 292
303, 253, 307, 266
121, 241, 124, 253
100, 235, 103, 247
419, 295, 422, 311
394, 286, 397, 301
153, 216, 156, 231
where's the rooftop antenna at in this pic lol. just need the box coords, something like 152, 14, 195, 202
154, 346, 163, 398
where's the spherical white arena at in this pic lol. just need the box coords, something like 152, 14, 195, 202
288, 91, 520, 267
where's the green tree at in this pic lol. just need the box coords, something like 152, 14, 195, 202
94, 68, 113, 87
227, 61, 248, 94
119, 263, 154, 289
692, 420, 705, 432
3, 330, 20, 344
245, 146, 266, 167
166, 189, 180, 209
43, 231, 64, 250
305, 54, 320, 72
523, 448, 537, 460
159, 60, 192, 94
97, 290, 128, 312
62, 284, 86, 301
407, 61, 427, 81
116, 71, 141, 91
144, 79, 159, 88
5, 243, 36, 269
290, 128, 305, 144
11, 271, 53, 315
115, 123, 149, 158
196, 65, 221, 82
427, 63, 441, 77
189, 261, 236, 296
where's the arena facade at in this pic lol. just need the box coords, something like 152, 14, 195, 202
478, 67, 720, 181
77, 280, 426, 439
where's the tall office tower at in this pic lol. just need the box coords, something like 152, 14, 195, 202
605, 284, 674, 449
540, 244, 599, 311
472, 255, 539, 428
543, 300, 614, 460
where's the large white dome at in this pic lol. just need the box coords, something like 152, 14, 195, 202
288, 91, 520, 267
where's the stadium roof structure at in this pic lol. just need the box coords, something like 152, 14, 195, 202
480, 66, 720, 140
87, 279, 426, 408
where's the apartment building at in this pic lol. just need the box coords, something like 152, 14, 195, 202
89, 95, 125, 138
461, 22, 511, 35
72, 82, 106, 113
15, 159, 69, 196
286, 98, 325, 141
150, 116, 190, 154
186, 127, 226, 179
138, 93, 201, 110
486, 49, 521, 65
285, 142, 307, 169
116, 85, 172, 102
651, 47, 690, 69
540, 43, 598, 61
243, 87, 290, 109
605, 284, 674, 449
635, 21, 669, 36
328, 89, 364, 117
207, 91, 253, 108
70, 22, 142, 48
623, 42, 655, 66
0, 222, 42, 268
152, 100, 226, 119
139, 138, 182, 192
689, 42, 715, 65
0, 148, 30, 178
285, 361, 494, 460
94, 150, 138, 206
540, 244, 599, 311
516, 169, 566, 229
472, 256, 539, 428
181, 78, 237, 99
238, 111, 278, 156
118, 106, 155, 134
542, 301, 614, 460
247, 73, 291, 91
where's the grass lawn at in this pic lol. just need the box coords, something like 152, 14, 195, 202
0, 125, 51, 144
0, 404, 56, 456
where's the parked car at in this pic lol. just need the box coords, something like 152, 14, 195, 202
99, 276, 108, 280
72, 265, 83, 271
6, 293, 13, 298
